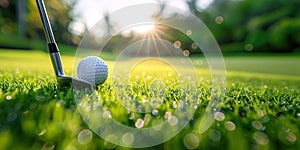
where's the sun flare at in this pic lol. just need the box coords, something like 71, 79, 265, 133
132, 24, 155, 33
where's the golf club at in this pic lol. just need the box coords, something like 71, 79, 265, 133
36, 0, 94, 90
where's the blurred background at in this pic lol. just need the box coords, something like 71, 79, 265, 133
0, 0, 299, 54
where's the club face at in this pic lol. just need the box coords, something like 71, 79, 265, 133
57, 76, 94, 91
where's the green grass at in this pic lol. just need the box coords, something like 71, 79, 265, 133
0, 49, 300, 150
0, 34, 46, 50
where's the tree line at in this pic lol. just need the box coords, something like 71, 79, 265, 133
0, 0, 299, 53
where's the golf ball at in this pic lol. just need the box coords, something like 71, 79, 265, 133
77, 56, 108, 86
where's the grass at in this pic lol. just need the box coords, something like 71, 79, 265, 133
0, 49, 300, 150
0, 34, 46, 50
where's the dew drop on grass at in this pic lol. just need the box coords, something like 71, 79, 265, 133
142, 98, 148, 103
122, 132, 134, 145
183, 133, 199, 149
164, 111, 171, 119
193, 105, 198, 110
135, 119, 144, 128
168, 115, 178, 126
172, 101, 178, 108
103, 110, 112, 119
78, 129, 93, 144
224, 121, 236, 131
6, 95, 12, 100
253, 131, 269, 145
152, 109, 159, 116
214, 112, 225, 121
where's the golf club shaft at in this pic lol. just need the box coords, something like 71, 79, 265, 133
36, 0, 65, 77
36, 0, 55, 44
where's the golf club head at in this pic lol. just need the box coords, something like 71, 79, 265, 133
57, 76, 95, 91
37, 0, 102, 92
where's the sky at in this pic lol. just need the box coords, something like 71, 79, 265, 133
71, 0, 213, 35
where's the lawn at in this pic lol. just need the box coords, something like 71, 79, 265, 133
0, 49, 299, 150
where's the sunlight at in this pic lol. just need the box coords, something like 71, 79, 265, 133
197, 0, 213, 10
132, 24, 155, 33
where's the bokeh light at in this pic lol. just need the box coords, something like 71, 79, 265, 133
245, 43, 254, 51
168, 115, 179, 126
215, 16, 224, 24
252, 121, 265, 131
183, 133, 199, 149
208, 129, 221, 141
214, 111, 225, 121
174, 41, 182, 48
122, 132, 135, 145
186, 29, 193, 36
224, 121, 236, 131
253, 131, 269, 145
78, 129, 93, 144
183, 50, 190, 57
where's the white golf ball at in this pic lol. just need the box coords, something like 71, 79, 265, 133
77, 56, 108, 86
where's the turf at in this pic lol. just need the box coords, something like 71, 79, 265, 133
0, 49, 299, 150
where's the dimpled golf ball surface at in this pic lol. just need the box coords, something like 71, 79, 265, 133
77, 56, 108, 86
